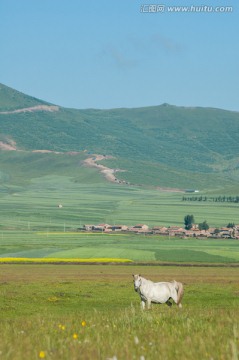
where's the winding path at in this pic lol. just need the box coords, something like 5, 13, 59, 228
83, 154, 126, 183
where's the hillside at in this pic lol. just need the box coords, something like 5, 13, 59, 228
0, 83, 48, 111
0, 83, 239, 190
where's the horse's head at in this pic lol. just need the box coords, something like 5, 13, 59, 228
132, 274, 142, 291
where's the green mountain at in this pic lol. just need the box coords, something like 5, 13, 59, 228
1, 83, 239, 190
0, 83, 48, 111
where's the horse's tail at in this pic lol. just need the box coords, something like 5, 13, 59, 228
174, 281, 184, 308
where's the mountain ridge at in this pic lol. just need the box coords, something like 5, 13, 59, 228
1, 83, 239, 190
1, 83, 238, 113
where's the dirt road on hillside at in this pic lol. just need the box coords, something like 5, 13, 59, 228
83, 154, 123, 182
0, 105, 59, 115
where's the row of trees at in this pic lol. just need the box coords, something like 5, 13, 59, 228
182, 196, 207, 202
212, 196, 239, 203
182, 196, 239, 203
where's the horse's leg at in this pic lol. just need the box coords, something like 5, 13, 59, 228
176, 282, 184, 308
171, 288, 183, 308
141, 300, 146, 310
170, 289, 178, 305
166, 300, 172, 307
146, 299, 151, 310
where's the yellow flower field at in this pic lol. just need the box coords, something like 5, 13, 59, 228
0, 257, 133, 263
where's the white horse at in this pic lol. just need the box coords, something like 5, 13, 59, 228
132, 274, 184, 310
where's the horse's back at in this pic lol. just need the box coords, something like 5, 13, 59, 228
142, 281, 171, 303
154, 281, 174, 292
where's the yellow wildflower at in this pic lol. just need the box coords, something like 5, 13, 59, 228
73, 333, 78, 339
39, 351, 46, 358
81, 320, 86, 327
59, 324, 65, 330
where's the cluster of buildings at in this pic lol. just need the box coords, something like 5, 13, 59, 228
81, 223, 239, 239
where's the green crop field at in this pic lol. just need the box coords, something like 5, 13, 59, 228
0, 231, 239, 264
0, 265, 238, 360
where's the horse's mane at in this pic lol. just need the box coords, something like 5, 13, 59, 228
140, 276, 155, 285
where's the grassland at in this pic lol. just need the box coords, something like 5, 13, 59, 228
0, 265, 238, 360
0, 231, 239, 264
1, 83, 239, 190
0, 150, 239, 266
1, 152, 239, 231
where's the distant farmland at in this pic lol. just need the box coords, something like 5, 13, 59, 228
0, 231, 239, 264
0, 151, 239, 267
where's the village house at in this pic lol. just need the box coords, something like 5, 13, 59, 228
83, 224, 110, 231
217, 227, 234, 238
112, 225, 129, 232
94, 224, 110, 231
83, 224, 95, 231
184, 229, 211, 238
167, 226, 186, 237
128, 224, 149, 233
152, 226, 168, 235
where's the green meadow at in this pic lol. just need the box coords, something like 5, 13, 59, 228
0, 151, 239, 265
0, 265, 238, 360
0, 231, 239, 264
1, 152, 239, 231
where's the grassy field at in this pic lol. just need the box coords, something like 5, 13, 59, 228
1, 155, 239, 230
1, 151, 239, 266
0, 231, 239, 264
0, 264, 238, 359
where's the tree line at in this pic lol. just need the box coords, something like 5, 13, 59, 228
184, 215, 236, 232
182, 196, 239, 203
184, 215, 209, 231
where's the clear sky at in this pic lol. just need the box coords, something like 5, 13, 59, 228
1, 0, 238, 111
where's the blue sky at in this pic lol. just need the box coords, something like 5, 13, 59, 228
1, 0, 238, 110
